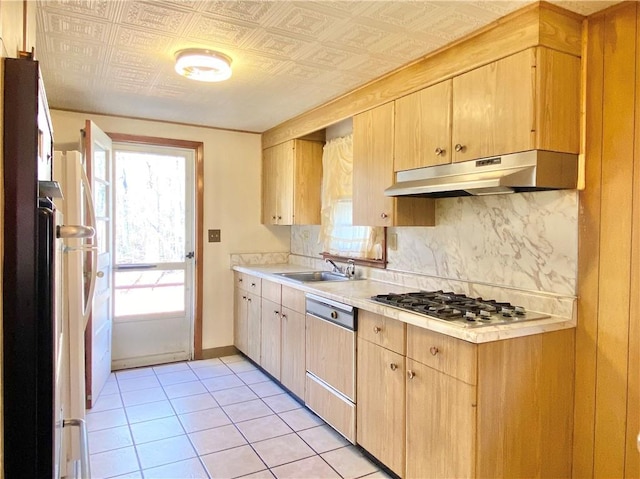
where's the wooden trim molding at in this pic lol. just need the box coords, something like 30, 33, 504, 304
262, 1, 583, 149
107, 132, 205, 360
201, 345, 239, 360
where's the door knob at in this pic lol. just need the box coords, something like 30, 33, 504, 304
96, 271, 104, 278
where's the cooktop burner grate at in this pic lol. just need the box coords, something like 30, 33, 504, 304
370, 290, 548, 327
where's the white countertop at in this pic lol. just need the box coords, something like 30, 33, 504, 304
232, 264, 576, 344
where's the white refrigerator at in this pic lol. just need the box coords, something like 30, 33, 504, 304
53, 150, 97, 478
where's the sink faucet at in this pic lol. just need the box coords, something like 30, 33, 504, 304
345, 259, 356, 278
325, 259, 341, 274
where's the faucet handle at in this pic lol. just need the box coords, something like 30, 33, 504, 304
346, 259, 356, 278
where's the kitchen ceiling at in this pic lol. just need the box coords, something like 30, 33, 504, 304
36, 1, 618, 133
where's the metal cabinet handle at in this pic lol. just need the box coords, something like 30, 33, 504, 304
435, 147, 445, 156
430, 346, 439, 356
454, 143, 465, 152
330, 310, 338, 320
373, 326, 381, 334
64, 418, 91, 479
380, 212, 388, 219
96, 271, 104, 278
390, 363, 397, 371
407, 370, 415, 380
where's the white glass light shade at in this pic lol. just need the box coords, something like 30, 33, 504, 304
174, 49, 232, 82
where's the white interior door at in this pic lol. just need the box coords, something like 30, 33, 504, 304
111, 143, 195, 370
85, 121, 113, 408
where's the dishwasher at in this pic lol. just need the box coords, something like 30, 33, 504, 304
304, 293, 357, 443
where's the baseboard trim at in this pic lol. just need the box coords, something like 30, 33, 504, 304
200, 345, 239, 360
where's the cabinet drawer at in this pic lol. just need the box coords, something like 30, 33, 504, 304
281, 285, 305, 313
407, 325, 477, 385
358, 310, 406, 354
305, 373, 355, 443
237, 273, 262, 295
262, 279, 281, 304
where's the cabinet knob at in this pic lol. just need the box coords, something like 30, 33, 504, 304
277, 216, 282, 220
242, 295, 247, 300
373, 326, 381, 334
389, 363, 398, 371
247, 297, 252, 302
274, 310, 279, 316
251, 282, 256, 287
380, 212, 388, 219
272, 215, 276, 220
238, 278, 243, 283
330, 310, 338, 320
430, 346, 439, 356
435, 147, 445, 156
407, 370, 415, 380
281, 314, 287, 320
454, 143, 465, 153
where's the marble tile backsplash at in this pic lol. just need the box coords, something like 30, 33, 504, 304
291, 190, 578, 296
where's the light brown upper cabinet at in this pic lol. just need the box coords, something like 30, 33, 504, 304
395, 80, 453, 171
262, 139, 323, 225
353, 103, 435, 227
451, 47, 580, 163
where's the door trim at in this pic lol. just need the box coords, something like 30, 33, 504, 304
107, 133, 205, 359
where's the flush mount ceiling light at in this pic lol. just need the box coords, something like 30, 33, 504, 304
174, 49, 232, 82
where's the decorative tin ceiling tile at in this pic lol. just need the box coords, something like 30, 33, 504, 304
113, 26, 173, 52
41, 10, 110, 42
185, 14, 255, 46
120, 2, 189, 33
202, 1, 277, 24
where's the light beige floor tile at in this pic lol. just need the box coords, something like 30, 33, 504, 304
271, 455, 341, 479
226, 360, 258, 373
249, 381, 285, 398
179, 407, 231, 433
201, 444, 267, 479
235, 414, 293, 443
125, 400, 174, 424
189, 423, 247, 455
152, 362, 190, 374
321, 446, 379, 479
87, 408, 128, 432
262, 394, 302, 414
193, 364, 235, 379
360, 470, 393, 478
100, 381, 120, 396
118, 375, 161, 392
189, 358, 224, 369
110, 472, 143, 479
223, 399, 274, 423
170, 392, 218, 414
298, 424, 350, 453
116, 366, 155, 380
202, 374, 244, 392
252, 433, 315, 468
106, 372, 117, 383
156, 369, 198, 386
212, 385, 259, 406
163, 380, 208, 399
90, 446, 139, 478
135, 435, 196, 469
237, 370, 270, 385
278, 407, 324, 431
129, 416, 185, 444
90, 393, 123, 413
121, 387, 167, 407
88, 425, 133, 454
219, 354, 246, 364
237, 470, 275, 479
142, 457, 209, 479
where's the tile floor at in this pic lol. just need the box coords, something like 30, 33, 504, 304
87, 355, 389, 479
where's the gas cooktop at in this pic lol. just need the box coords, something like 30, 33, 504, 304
370, 290, 549, 328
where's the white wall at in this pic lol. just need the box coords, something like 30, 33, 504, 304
51, 110, 290, 351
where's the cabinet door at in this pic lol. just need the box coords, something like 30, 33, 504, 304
260, 298, 281, 379
262, 145, 278, 225
452, 49, 536, 163
233, 287, 248, 354
395, 80, 452, 171
357, 339, 405, 476
353, 103, 395, 226
280, 307, 305, 398
406, 359, 476, 479
276, 142, 294, 225
246, 292, 261, 362
291, 140, 323, 225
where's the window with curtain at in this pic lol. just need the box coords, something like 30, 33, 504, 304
318, 134, 384, 260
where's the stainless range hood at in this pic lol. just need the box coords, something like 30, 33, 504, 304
385, 150, 578, 198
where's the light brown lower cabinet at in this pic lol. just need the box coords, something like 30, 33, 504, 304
356, 338, 406, 477
260, 297, 281, 380
280, 306, 305, 398
233, 272, 262, 363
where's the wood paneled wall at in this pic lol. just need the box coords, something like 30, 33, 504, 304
575, 2, 640, 477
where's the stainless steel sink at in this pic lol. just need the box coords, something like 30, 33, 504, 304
274, 271, 351, 283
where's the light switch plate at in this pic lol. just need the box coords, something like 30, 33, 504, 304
208, 229, 221, 243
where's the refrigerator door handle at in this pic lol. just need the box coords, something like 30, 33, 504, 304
63, 418, 90, 479
79, 163, 98, 326
57, 225, 95, 239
